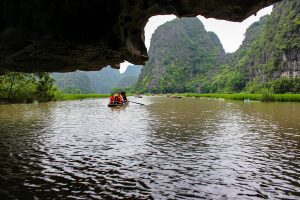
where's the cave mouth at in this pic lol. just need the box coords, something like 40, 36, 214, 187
120, 4, 273, 72
0, 0, 280, 73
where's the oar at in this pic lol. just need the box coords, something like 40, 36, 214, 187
128, 101, 145, 105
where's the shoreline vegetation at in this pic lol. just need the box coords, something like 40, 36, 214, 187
0, 71, 299, 104
57, 93, 111, 101
177, 93, 300, 102
1, 93, 300, 104
57, 93, 300, 102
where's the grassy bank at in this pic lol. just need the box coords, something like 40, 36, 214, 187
57, 93, 300, 102
178, 93, 300, 102
56, 93, 111, 101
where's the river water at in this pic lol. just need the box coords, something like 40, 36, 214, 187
0, 97, 299, 199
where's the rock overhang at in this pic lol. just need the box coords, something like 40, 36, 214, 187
0, 0, 281, 73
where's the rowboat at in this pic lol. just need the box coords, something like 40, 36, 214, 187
169, 96, 182, 98
135, 94, 143, 98
107, 101, 129, 107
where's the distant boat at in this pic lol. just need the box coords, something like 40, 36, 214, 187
169, 96, 182, 98
135, 94, 143, 98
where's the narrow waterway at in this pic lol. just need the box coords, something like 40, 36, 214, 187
0, 97, 299, 199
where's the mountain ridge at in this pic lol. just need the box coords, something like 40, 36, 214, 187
53, 65, 141, 94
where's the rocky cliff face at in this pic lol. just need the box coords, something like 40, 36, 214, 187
281, 49, 300, 77
0, 0, 280, 73
234, 0, 300, 82
229, 15, 269, 64
136, 18, 225, 93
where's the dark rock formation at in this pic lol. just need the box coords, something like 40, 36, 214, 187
0, 0, 280, 73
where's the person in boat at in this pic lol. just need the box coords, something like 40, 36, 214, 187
109, 93, 115, 104
121, 91, 127, 102
117, 92, 123, 104
114, 94, 119, 104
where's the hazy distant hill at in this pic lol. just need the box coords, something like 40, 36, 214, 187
53, 65, 142, 93
117, 65, 141, 88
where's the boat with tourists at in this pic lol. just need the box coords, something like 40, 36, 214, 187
108, 91, 128, 107
107, 91, 145, 107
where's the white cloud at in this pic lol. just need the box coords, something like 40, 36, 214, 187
119, 61, 132, 73
198, 5, 273, 53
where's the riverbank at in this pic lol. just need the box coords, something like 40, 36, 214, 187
56, 93, 136, 101
177, 93, 300, 102
56, 94, 111, 101
0, 93, 132, 104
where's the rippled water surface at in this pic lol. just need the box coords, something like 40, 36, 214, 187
0, 97, 299, 199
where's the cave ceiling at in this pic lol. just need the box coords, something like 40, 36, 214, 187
0, 0, 281, 73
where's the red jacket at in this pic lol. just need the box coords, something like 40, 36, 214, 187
118, 95, 123, 103
110, 96, 114, 103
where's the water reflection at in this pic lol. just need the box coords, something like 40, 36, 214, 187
0, 103, 54, 199
0, 97, 299, 199
145, 98, 299, 199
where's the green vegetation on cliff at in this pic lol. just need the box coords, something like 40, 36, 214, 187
211, 0, 300, 94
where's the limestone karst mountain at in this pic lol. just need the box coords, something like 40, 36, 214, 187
136, 17, 225, 93
136, 0, 300, 94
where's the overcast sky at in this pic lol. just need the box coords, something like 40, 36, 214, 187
120, 5, 273, 72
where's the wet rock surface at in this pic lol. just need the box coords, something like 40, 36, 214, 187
0, 0, 279, 72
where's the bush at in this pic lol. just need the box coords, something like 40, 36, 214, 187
273, 77, 300, 93
261, 92, 275, 102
